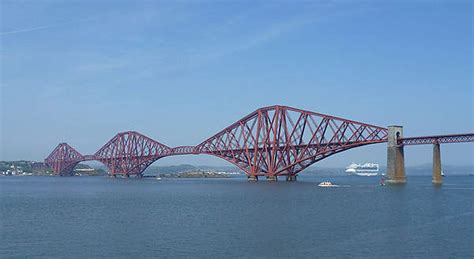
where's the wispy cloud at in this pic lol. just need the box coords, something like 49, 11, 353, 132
143, 5, 348, 74
2, 3, 379, 83
1, 25, 60, 36
80, 4, 370, 80
196, 4, 380, 62
0, 16, 98, 37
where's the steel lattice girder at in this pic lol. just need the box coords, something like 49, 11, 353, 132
44, 143, 84, 176
400, 133, 474, 145
44, 105, 474, 177
93, 131, 171, 176
195, 105, 388, 176
44, 106, 389, 176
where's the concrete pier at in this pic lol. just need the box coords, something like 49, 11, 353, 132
248, 175, 258, 182
266, 175, 278, 181
432, 143, 442, 185
286, 175, 297, 182
386, 126, 406, 184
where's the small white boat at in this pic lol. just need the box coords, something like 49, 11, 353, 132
156, 177, 162, 181
318, 181, 338, 187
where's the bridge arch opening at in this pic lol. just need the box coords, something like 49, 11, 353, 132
68, 161, 108, 176
139, 154, 243, 178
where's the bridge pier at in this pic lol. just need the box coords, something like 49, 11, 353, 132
248, 175, 258, 182
286, 175, 297, 181
432, 143, 442, 185
386, 126, 406, 184
266, 175, 278, 181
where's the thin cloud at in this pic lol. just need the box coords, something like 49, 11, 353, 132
206, 5, 381, 60
0, 16, 98, 37
110, 5, 370, 80
0, 25, 60, 36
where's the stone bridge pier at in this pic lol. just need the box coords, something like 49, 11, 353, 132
386, 126, 449, 185
432, 143, 442, 185
386, 126, 406, 184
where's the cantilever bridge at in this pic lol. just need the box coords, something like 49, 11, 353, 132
45, 105, 474, 182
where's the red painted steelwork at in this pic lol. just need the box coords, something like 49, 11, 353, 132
93, 131, 171, 176
45, 143, 84, 176
171, 146, 197, 155
195, 105, 388, 177
45, 105, 389, 177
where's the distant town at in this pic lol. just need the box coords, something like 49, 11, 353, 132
0, 160, 107, 176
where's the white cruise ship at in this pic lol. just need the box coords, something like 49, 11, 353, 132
345, 162, 379, 176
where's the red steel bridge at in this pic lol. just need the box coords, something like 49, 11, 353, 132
45, 105, 474, 180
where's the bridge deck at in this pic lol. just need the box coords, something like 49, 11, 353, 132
400, 133, 474, 145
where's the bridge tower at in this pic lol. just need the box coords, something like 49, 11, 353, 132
386, 126, 406, 184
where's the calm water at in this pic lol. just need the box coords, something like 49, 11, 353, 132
1, 174, 473, 258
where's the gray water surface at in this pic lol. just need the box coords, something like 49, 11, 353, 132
1, 175, 473, 258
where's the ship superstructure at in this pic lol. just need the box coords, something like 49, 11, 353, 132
345, 162, 379, 176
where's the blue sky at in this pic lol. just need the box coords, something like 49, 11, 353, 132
1, 0, 472, 167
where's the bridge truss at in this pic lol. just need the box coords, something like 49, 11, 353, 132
46, 105, 440, 178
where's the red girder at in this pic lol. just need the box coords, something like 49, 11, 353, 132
93, 131, 171, 177
44, 143, 84, 176
44, 106, 389, 176
195, 105, 388, 176
44, 105, 473, 177
171, 146, 197, 155
400, 133, 474, 145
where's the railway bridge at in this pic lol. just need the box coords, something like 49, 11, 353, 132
45, 105, 473, 184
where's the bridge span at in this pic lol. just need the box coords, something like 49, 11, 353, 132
386, 127, 473, 185
44, 105, 473, 184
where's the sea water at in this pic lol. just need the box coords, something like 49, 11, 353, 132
1, 174, 473, 258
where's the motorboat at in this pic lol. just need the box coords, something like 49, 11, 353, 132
318, 181, 338, 187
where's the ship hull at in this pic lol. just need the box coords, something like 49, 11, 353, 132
353, 172, 379, 176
